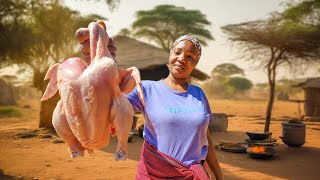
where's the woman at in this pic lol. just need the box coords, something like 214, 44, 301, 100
76, 21, 223, 180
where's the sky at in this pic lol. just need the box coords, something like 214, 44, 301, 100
63, 0, 298, 83
1, 0, 317, 83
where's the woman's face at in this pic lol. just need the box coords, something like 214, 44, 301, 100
168, 40, 199, 79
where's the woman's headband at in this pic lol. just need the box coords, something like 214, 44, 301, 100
172, 35, 202, 61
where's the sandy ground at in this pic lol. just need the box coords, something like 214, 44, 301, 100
0, 98, 319, 180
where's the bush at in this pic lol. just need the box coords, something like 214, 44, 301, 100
227, 77, 253, 91
0, 106, 22, 118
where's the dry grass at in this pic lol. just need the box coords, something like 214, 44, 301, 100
0, 97, 319, 180
0, 98, 40, 130
209, 99, 300, 118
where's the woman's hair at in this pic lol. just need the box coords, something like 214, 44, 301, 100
172, 35, 202, 61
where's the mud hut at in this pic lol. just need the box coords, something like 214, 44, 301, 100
113, 35, 210, 82
297, 77, 320, 121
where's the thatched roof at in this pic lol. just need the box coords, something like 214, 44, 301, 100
295, 77, 320, 89
112, 35, 210, 81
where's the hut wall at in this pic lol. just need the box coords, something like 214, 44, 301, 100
140, 64, 169, 80
304, 88, 320, 117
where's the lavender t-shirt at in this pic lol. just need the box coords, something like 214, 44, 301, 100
126, 80, 213, 168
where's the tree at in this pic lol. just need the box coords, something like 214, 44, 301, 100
282, 0, 320, 27
222, 77, 253, 97
0, 0, 105, 90
132, 5, 213, 51
227, 77, 253, 92
210, 63, 245, 90
0, 0, 34, 67
1, 0, 105, 127
118, 28, 131, 37
105, 0, 120, 12
222, 11, 320, 132
203, 63, 249, 98
82, 0, 120, 12
211, 63, 244, 77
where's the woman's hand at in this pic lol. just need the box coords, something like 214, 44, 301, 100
75, 21, 145, 107
75, 20, 117, 62
119, 67, 145, 107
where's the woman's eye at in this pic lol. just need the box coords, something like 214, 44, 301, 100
187, 56, 195, 61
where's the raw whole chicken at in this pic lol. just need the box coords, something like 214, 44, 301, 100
41, 22, 144, 160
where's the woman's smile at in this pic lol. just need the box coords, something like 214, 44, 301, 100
174, 63, 185, 71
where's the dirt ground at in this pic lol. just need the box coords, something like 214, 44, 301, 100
0, 97, 319, 180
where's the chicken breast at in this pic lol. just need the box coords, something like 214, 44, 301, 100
41, 22, 143, 160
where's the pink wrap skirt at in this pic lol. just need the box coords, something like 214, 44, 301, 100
136, 140, 211, 180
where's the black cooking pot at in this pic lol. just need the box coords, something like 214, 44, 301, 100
246, 132, 272, 140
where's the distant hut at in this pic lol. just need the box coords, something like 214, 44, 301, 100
297, 77, 320, 120
113, 35, 210, 82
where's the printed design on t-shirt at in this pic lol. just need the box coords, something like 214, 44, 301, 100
164, 105, 205, 114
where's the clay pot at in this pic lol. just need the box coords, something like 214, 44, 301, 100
280, 120, 306, 147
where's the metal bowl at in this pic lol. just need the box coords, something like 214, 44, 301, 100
246, 132, 272, 140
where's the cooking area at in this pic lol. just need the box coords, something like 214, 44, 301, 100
216, 117, 309, 161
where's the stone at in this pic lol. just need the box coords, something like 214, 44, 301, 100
209, 113, 228, 132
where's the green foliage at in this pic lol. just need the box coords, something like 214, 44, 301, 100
105, 0, 120, 12
211, 63, 244, 77
203, 64, 251, 98
223, 85, 236, 97
0, 0, 33, 67
280, 0, 320, 59
255, 82, 269, 88
132, 5, 213, 51
226, 77, 253, 92
202, 75, 253, 98
256, 79, 303, 96
282, 0, 320, 27
118, 28, 131, 37
0, 0, 104, 90
0, 106, 21, 118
